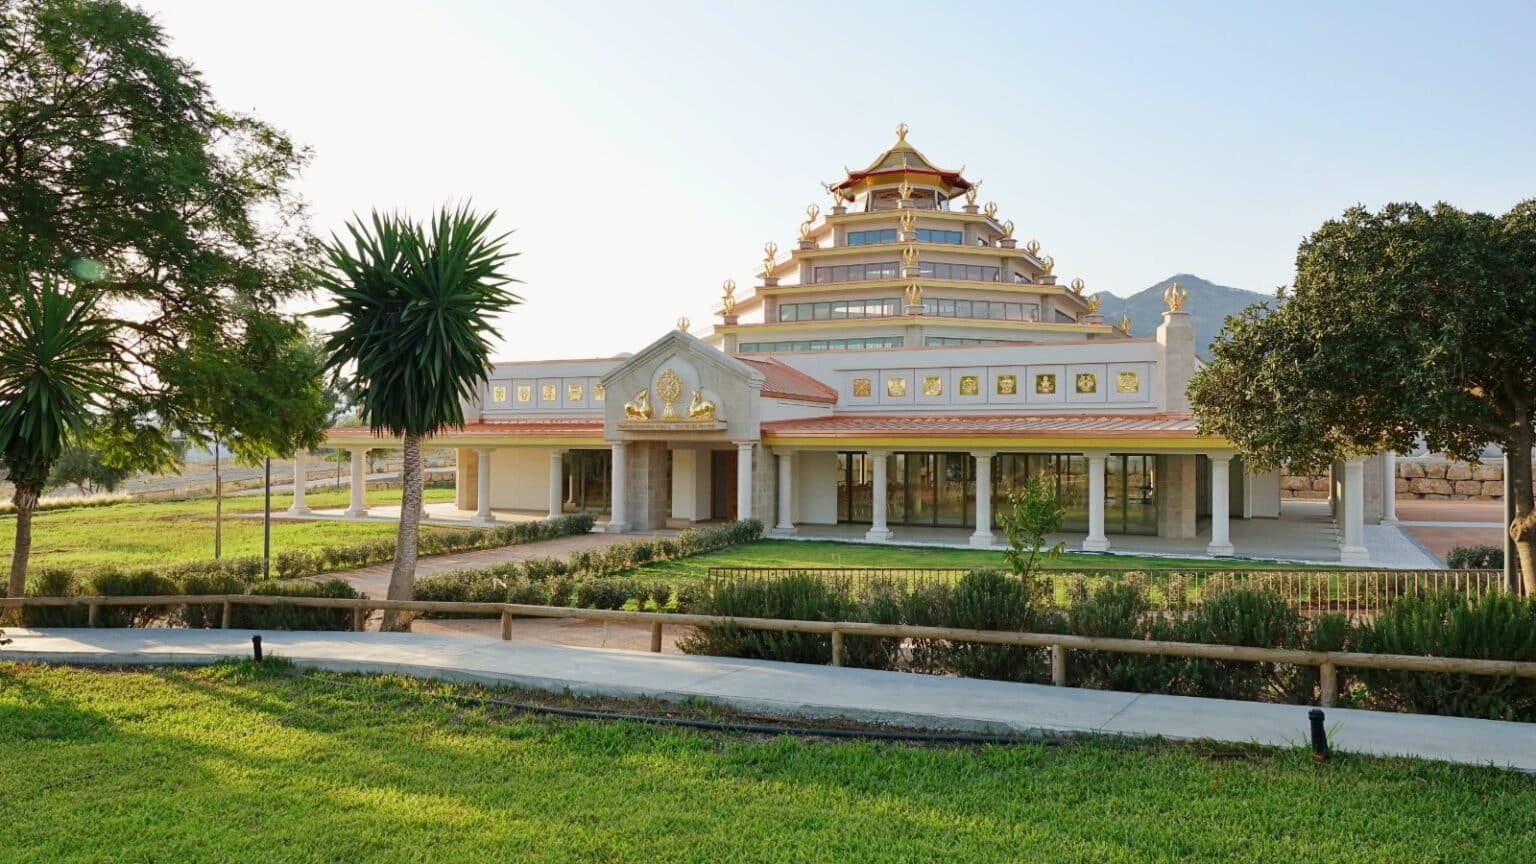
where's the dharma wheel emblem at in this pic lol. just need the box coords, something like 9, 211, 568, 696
656, 368, 683, 419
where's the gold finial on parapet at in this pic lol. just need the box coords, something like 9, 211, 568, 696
1070, 277, 1085, 296
905, 282, 923, 306
898, 176, 913, 201
964, 182, 980, 206
899, 210, 916, 233
1041, 255, 1055, 275
1026, 238, 1041, 256
901, 244, 919, 269
799, 203, 820, 240
824, 181, 843, 207
676, 316, 690, 332
895, 122, 909, 143
983, 201, 998, 220
762, 240, 777, 276
721, 279, 736, 316
1118, 315, 1132, 335
1086, 294, 1102, 315
1163, 280, 1188, 312
1002, 219, 1015, 239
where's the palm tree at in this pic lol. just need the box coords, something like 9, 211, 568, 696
0, 277, 121, 603
315, 206, 518, 630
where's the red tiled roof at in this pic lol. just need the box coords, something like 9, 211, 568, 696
761, 413, 1202, 438
738, 358, 840, 404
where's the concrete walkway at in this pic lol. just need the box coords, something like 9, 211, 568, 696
313, 531, 638, 597
6, 628, 1532, 771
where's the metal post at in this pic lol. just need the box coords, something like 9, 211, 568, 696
262, 457, 272, 580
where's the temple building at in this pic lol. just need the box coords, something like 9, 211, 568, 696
321, 126, 1399, 563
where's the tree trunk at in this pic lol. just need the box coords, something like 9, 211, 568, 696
380, 433, 423, 632
1507, 426, 1536, 595
6, 483, 39, 623
213, 432, 222, 559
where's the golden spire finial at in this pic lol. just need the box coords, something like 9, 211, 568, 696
824, 181, 843, 207
899, 210, 916, 233
1026, 239, 1041, 256
799, 203, 820, 240
1163, 281, 1188, 312
762, 240, 777, 276
1002, 219, 1015, 239
1070, 277, 1084, 296
721, 279, 736, 316
898, 176, 913, 201
983, 201, 998, 220
1118, 315, 1132, 335
677, 316, 691, 332
1086, 294, 1102, 315
1041, 255, 1055, 275
905, 282, 923, 306
901, 244, 919, 269
895, 122, 909, 143
964, 182, 980, 206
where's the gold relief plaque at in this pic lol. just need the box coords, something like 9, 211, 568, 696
567, 383, 584, 402
541, 384, 557, 402
996, 374, 1017, 395
491, 385, 508, 403
1116, 371, 1140, 394
886, 376, 907, 397
959, 375, 979, 396
516, 385, 532, 403
1075, 373, 1097, 394
593, 383, 605, 401
1035, 374, 1056, 395
852, 377, 872, 397
922, 376, 943, 397
656, 368, 684, 419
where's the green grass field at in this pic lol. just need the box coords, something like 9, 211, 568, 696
1, 662, 1529, 863
0, 488, 460, 572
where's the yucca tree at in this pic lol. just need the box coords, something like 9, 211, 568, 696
315, 206, 519, 629
1, 277, 122, 602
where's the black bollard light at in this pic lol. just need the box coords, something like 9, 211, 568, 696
252, 634, 263, 666
1308, 708, 1329, 762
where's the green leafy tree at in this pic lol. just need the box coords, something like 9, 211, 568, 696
1190, 200, 1536, 592
46, 441, 130, 494
0, 279, 122, 600
998, 472, 1066, 592
316, 207, 519, 629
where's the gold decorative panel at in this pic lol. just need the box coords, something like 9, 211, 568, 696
656, 368, 684, 419
959, 375, 979, 396
1034, 374, 1056, 395
516, 385, 532, 403
1075, 373, 1097, 394
1116, 371, 1139, 394
593, 383, 604, 401
491, 385, 508, 403
852, 377, 872, 397
886, 376, 907, 397
922, 376, 943, 397
541, 384, 557, 402
996, 374, 1017, 395
567, 383, 583, 401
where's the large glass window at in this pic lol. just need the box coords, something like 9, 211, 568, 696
847, 228, 898, 246
813, 261, 901, 283
916, 228, 964, 244
738, 336, 904, 354
916, 261, 1001, 282
920, 298, 1038, 321
560, 449, 612, 515
778, 298, 900, 322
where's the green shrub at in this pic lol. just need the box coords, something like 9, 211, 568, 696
679, 572, 856, 664
1446, 545, 1502, 570
506, 577, 546, 606
87, 569, 180, 628
1162, 589, 1307, 702
1067, 580, 1176, 693
21, 569, 88, 627
272, 549, 318, 580
179, 572, 247, 629
921, 569, 1055, 683
230, 579, 359, 631
647, 581, 671, 612
546, 576, 575, 608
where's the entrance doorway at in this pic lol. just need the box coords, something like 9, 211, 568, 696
711, 450, 737, 520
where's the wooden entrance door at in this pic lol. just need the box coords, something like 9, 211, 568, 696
711, 450, 737, 521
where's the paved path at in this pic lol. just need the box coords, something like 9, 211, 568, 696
7, 628, 1532, 771
314, 531, 635, 597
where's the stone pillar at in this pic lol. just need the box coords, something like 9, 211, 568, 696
970, 450, 995, 547
345, 448, 368, 517
1340, 456, 1369, 565
547, 449, 564, 519
1084, 452, 1110, 552
1381, 451, 1398, 523
1155, 307, 1196, 413
474, 447, 494, 524
774, 450, 796, 536
288, 451, 310, 515
866, 450, 892, 542
1207, 454, 1234, 556
608, 442, 628, 532
736, 442, 754, 523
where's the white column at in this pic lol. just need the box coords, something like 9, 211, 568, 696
547, 449, 564, 519
1381, 451, 1398, 523
345, 449, 368, 517
773, 450, 796, 536
1340, 456, 1369, 564
1083, 452, 1110, 552
473, 447, 494, 523
288, 451, 310, 514
1207, 454, 1234, 556
607, 443, 628, 532
736, 442, 754, 522
866, 450, 892, 542
970, 451, 995, 547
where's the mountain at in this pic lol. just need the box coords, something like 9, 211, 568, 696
1090, 274, 1272, 357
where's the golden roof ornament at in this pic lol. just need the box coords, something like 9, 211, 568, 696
901, 244, 919, 268
824, 181, 843, 206
983, 201, 998, 220
1086, 294, 1102, 315
1070, 277, 1085, 296
721, 279, 736, 315
656, 367, 683, 419
895, 122, 909, 143
676, 316, 690, 332
898, 176, 913, 201
1118, 315, 1132, 335
798, 203, 819, 240
1163, 280, 1188, 312
762, 240, 777, 276
1041, 255, 1055, 275
905, 282, 923, 306
1002, 219, 1015, 239
899, 210, 916, 233
1026, 239, 1041, 256
964, 182, 980, 206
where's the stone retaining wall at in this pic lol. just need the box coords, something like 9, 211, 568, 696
1281, 458, 1518, 501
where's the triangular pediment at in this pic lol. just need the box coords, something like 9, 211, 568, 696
601, 330, 764, 440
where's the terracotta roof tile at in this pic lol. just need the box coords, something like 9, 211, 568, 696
738, 358, 840, 404
761, 413, 1201, 438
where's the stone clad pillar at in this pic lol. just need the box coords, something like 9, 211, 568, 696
288, 451, 310, 515
866, 450, 892, 542
608, 442, 628, 532
1340, 457, 1369, 564
474, 447, 494, 524
1381, 451, 1398, 523
547, 449, 564, 519
774, 450, 796, 536
970, 451, 995, 547
345, 449, 368, 517
1207, 454, 1234, 556
1084, 453, 1110, 552
736, 442, 754, 522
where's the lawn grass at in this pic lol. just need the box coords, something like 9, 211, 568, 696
1, 662, 1529, 863
0, 487, 460, 572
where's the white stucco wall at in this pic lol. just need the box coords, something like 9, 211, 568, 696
794, 450, 840, 525
1245, 466, 1282, 518
488, 447, 552, 511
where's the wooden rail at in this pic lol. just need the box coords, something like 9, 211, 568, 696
8, 593, 1536, 708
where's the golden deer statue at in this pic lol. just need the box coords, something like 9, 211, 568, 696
687, 390, 716, 420
623, 389, 653, 420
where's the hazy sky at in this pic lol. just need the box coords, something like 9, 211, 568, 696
138, 1, 1536, 360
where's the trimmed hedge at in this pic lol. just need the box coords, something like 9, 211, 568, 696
1447, 544, 1503, 570
22, 569, 362, 632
